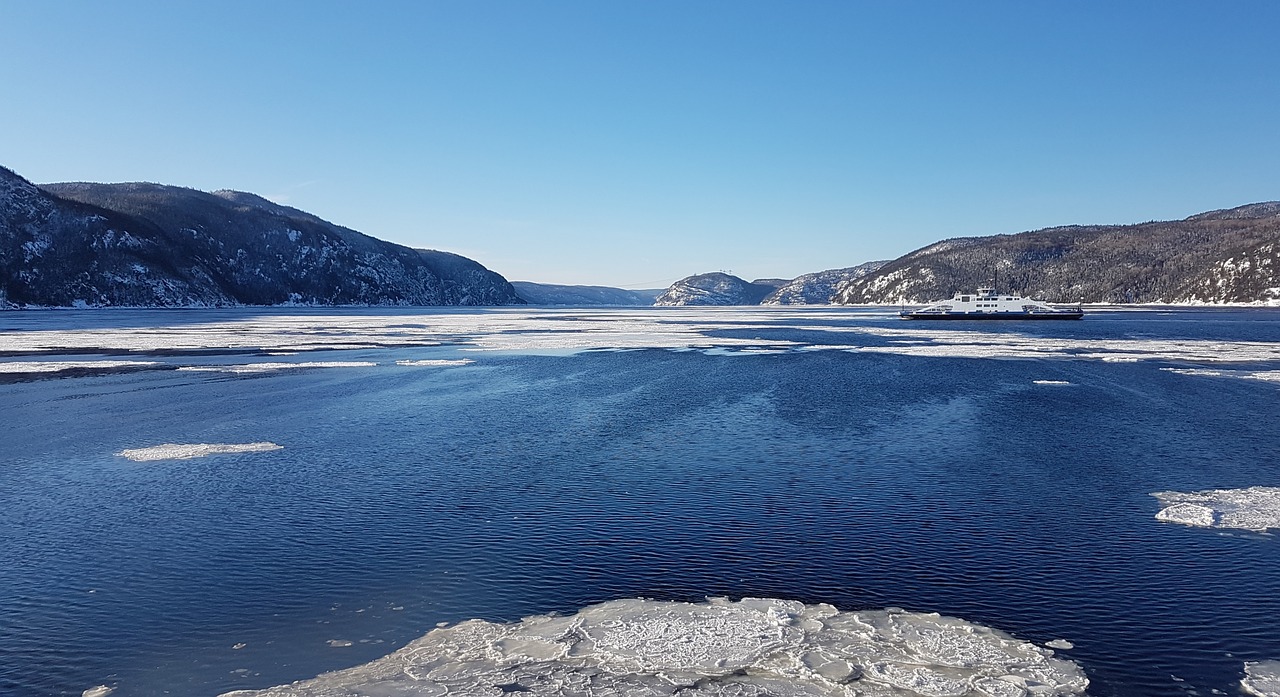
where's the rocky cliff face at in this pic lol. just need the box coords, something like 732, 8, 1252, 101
1, 165, 522, 308
653, 273, 784, 306
835, 202, 1280, 304
1, 167, 228, 308
761, 262, 887, 304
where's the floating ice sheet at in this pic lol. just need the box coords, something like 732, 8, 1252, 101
1161, 367, 1280, 383
219, 598, 1086, 697
826, 325, 1280, 363
1032, 381, 1071, 386
395, 359, 476, 367
1152, 487, 1280, 532
177, 361, 376, 373
117, 442, 284, 462
1244, 661, 1280, 697
5, 308, 1280, 365
0, 360, 159, 373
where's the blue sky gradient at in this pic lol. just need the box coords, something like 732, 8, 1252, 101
3, 1, 1278, 286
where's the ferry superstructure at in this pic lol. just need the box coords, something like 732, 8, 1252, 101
900, 286, 1083, 320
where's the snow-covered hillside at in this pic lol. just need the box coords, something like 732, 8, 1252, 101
761, 261, 887, 304
653, 273, 783, 306
1, 164, 522, 308
835, 202, 1280, 304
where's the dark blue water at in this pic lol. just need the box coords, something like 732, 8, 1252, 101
2, 308, 1279, 696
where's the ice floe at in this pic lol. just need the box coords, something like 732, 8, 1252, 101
117, 442, 284, 462
395, 359, 476, 367
82, 687, 114, 697
0, 360, 159, 373
1244, 660, 1280, 697
1032, 381, 1071, 386
1161, 367, 1280, 383
218, 598, 1087, 697
824, 325, 1280, 363
177, 361, 376, 373
5, 307, 1280, 365
1152, 487, 1280, 532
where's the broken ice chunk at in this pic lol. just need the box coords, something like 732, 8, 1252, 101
216, 598, 1087, 697
1152, 487, 1280, 532
1243, 660, 1280, 697
117, 442, 283, 461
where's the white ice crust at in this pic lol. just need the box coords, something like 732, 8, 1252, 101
1244, 660, 1280, 697
5, 308, 1280, 365
219, 598, 1086, 697
1161, 367, 1280, 383
0, 360, 158, 373
1152, 487, 1280, 532
396, 359, 476, 367
82, 687, 114, 697
117, 442, 283, 462
177, 361, 376, 373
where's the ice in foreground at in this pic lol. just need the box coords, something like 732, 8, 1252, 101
1152, 487, 1280, 532
220, 598, 1086, 697
1244, 661, 1280, 697
117, 442, 283, 462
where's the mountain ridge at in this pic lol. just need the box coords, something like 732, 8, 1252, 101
835, 202, 1280, 305
511, 281, 662, 306
653, 273, 782, 306
1, 165, 522, 308
7, 160, 1279, 308
761, 262, 888, 304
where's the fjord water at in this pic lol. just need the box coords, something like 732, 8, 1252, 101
2, 308, 1280, 697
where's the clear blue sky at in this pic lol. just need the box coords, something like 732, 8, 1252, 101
3, 1, 1278, 287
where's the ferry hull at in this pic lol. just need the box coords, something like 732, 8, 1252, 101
902, 286, 1083, 320
900, 311, 1083, 320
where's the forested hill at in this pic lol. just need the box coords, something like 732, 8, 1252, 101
653, 273, 783, 306
761, 262, 886, 304
834, 202, 1280, 304
511, 281, 662, 306
1, 163, 522, 308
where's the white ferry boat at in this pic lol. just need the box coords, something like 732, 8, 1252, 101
900, 286, 1083, 320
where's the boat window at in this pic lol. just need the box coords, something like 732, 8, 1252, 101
961, 296, 970, 302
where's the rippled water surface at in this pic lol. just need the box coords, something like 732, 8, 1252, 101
2, 307, 1279, 697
